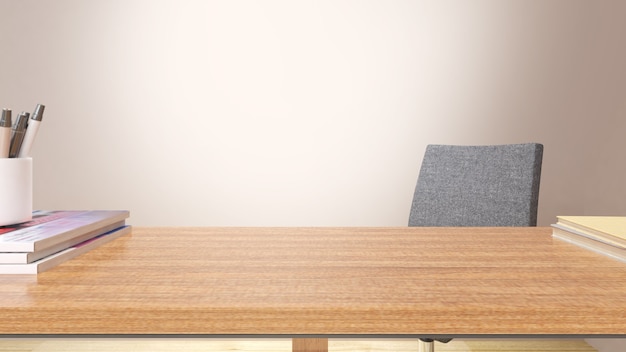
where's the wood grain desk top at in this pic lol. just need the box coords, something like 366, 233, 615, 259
1, 227, 626, 336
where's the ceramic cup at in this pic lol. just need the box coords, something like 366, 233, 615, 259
0, 157, 32, 226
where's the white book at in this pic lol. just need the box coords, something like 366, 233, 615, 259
0, 225, 132, 274
0, 221, 126, 264
0, 210, 129, 252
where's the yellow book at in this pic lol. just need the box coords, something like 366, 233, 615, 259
552, 226, 626, 262
555, 216, 626, 248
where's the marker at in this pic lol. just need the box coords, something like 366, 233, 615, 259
9, 112, 29, 158
0, 109, 11, 158
17, 104, 45, 157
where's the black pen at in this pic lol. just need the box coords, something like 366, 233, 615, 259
0, 109, 11, 158
8, 112, 29, 158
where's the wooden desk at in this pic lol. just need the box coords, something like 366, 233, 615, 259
2, 227, 626, 351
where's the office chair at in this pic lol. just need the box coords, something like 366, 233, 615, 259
408, 143, 544, 352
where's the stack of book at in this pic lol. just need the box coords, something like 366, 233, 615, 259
0, 210, 130, 274
552, 216, 626, 262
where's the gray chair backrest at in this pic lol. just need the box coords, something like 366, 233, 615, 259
409, 143, 543, 227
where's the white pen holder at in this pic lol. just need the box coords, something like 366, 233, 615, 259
0, 157, 32, 226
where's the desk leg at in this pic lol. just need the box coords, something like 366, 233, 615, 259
292, 338, 328, 352
418, 340, 434, 352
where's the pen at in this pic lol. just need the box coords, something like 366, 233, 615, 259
0, 109, 11, 158
9, 112, 29, 158
17, 104, 45, 158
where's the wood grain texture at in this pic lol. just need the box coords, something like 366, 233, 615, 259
1, 227, 626, 335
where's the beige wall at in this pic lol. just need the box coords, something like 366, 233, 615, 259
1, 0, 624, 229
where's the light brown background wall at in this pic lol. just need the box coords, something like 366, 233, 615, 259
3, 0, 624, 228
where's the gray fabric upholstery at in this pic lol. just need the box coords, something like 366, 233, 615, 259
409, 143, 543, 227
